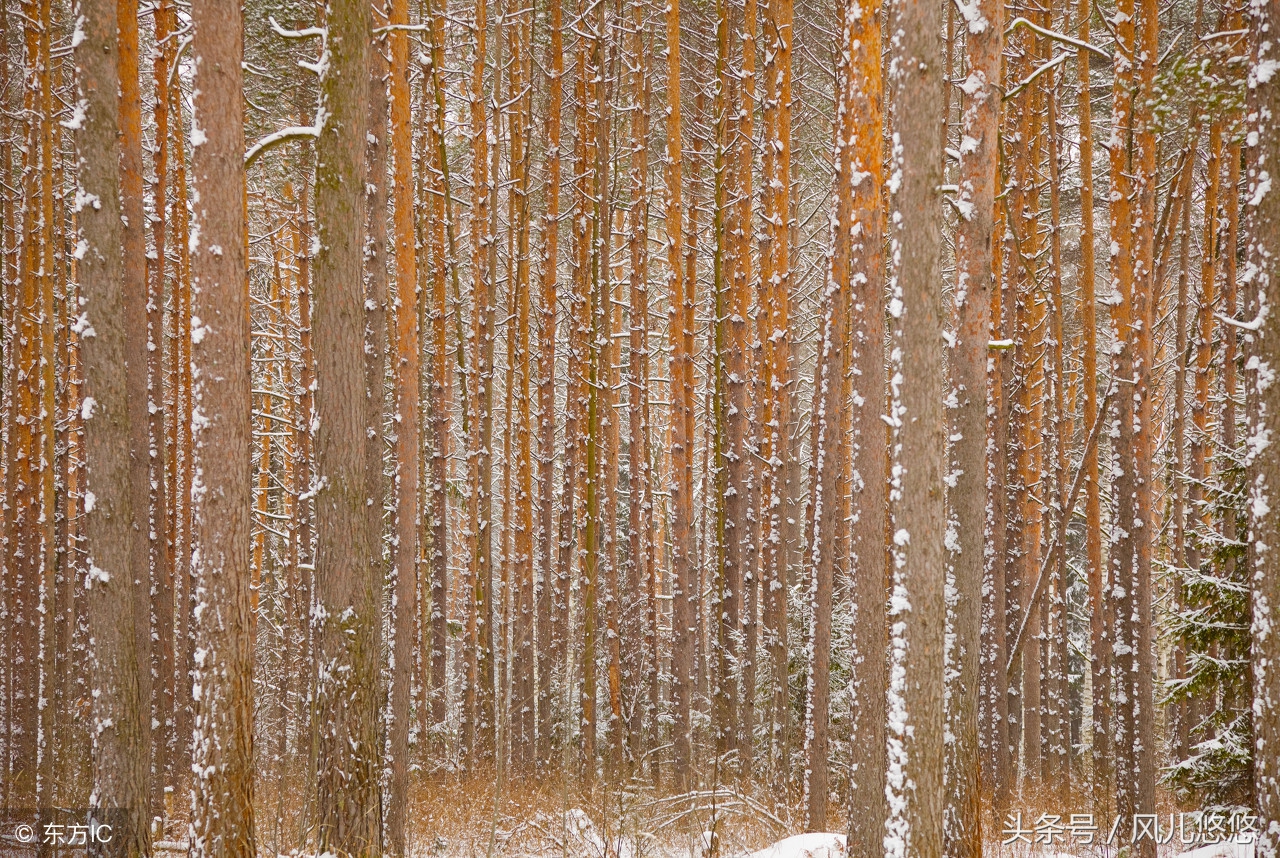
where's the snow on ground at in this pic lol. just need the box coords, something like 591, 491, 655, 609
1174, 841, 1255, 858
742, 832, 846, 858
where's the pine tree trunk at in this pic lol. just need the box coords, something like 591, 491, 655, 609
187, 0, 254, 849
624, 0, 654, 774
534, 0, 564, 767
424, 0, 453, 754
311, 0, 382, 844
663, 0, 694, 788
74, 0, 152, 847
118, 0, 155, 804
1076, 0, 1109, 808
1247, 0, 1280, 845
386, 0, 419, 842
884, 0, 946, 855
464, 0, 496, 763
149, 0, 175, 814
944, 0, 1000, 845
983, 198, 1011, 812
760, 0, 793, 784
508, 0, 536, 773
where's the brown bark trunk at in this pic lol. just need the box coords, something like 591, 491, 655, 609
311, 0, 382, 845
884, 0, 947, 853
944, 0, 1000, 846
187, 0, 255, 848
386, 0, 419, 843
760, 0, 793, 785
1247, 2, 1280, 830
74, 0, 152, 847
664, 0, 694, 788
534, 0, 564, 767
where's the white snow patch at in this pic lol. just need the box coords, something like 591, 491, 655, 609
747, 833, 846, 858
1176, 841, 1255, 858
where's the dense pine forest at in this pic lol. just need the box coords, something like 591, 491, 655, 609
2, 0, 1280, 853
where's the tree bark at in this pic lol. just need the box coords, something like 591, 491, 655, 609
74, 0, 152, 848
310, 0, 382, 845
944, 0, 1001, 847
884, 1, 947, 858
759, 0, 793, 784
1247, 0, 1280, 846
386, 0, 419, 843
186, 0, 254, 849
534, 0, 564, 767
663, 0, 694, 788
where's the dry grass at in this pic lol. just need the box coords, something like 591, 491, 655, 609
404, 768, 802, 858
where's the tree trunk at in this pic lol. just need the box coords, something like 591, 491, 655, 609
1076, 0, 1109, 810
187, 0, 254, 849
424, 0, 453, 755
74, 0, 152, 847
884, 0, 947, 857
1247, 0, 1280, 845
386, 0, 419, 842
663, 0, 694, 788
535, 0, 564, 767
760, 0, 793, 785
944, 0, 1000, 846
310, 0, 382, 845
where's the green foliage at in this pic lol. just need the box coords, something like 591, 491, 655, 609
1163, 455, 1254, 807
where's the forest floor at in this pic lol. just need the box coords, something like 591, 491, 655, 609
375, 772, 1252, 858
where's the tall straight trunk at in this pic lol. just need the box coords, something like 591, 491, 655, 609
1044, 75, 1071, 801
168, 33, 196, 789
944, 0, 1001, 847
689, 50, 710, 722
663, 0, 694, 788
573, 0, 602, 782
534, 0, 564, 766
464, 0, 496, 762
1170, 119, 1199, 762
983, 197, 1011, 812
9, 3, 45, 809
884, 0, 946, 857
187, 0, 254, 850
1247, 0, 1280, 834
1188, 119, 1222, 568
759, 0, 793, 784
290, 174, 318, 809
1000, 146, 1024, 791
0, 0, 9, 793
624, 0, 654, 772
311, 0, 381, 846
595, 9, 623, 781
38, 7, 64, 799
1131, 0, 1159, 846
1077, 0, 1109, 810
148, 0, 175, 812
805, 0, 878, 824
1007, 37, 1045, 782
73, 0, 151, 848
554, 0, 586, 773
487, 7, 504, 772
1107, 0, 1139, 820
715, 0, 748, 771
736, 0, 759, 783
1110, 0, 1158, 844
364, 1, 391, 745
508, 0, 536, 772
117, 0, 154, 803
1177, 107, 1218, 758
424, 0, 452, 751
386, 0, 419, 843
1221, 136, 1241, 703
